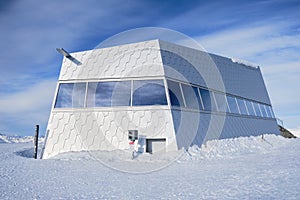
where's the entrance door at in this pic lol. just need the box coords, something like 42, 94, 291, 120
146, 138, 166, 154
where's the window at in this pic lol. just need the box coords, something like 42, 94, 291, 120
245, 100, 255, 116
132, 80, 167, 106
181, 84, 203, 110
265, 105, 271, 118
54, 83, 86, 108
86, 81, 131, 107
167, 80, 184, 107
259, 104, 268, 117
214, 92, 228, 112
199, 88, 217, 111
227, 95, 239, 114
54, 79, 276, 120
236, 98, 248, 115
267, 106, 275, 118
253, 102, 262, 117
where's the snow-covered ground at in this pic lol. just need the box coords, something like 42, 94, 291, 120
290, 127, 300, 138
0, 134, 36, 144
0, 134, 299, 199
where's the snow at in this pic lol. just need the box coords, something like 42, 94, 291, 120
230, 58, 259, 68
289, 127, 300, 137
0, 134, 37, 143
0, 134, 299, 199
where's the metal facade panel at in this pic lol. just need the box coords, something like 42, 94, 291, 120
59, 40, 164, 81
210, 54, 271, 104
159, 40, 271, 104
171, 110, 280, 149
218, 115, 279, 139
42, 109, 177, 159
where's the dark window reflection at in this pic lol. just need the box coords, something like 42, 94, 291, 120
132, 80, 167, 106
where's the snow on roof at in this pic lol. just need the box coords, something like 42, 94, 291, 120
230, 57, 259, 69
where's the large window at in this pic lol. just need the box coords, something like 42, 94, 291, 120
167, 80, 185, 107
132, 80, 167, 106
55, 83, 86, 108
53, 79, 276, 120
214, 92, 228, 112
86, 81, 131, 107
181, 84, 203, 110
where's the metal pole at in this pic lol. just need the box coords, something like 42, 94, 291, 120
34, 125, 39, 159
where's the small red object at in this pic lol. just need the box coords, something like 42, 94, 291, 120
129, 141, 134, 145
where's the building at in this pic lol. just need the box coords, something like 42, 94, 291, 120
41, 40, 279, 159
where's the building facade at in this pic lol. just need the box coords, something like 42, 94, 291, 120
41, 40, 279, 159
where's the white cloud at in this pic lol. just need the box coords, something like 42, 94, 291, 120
196, 23, 300, 60
289, 127, 300, 137
0, 79, 56, 114
0, 79, 57, 135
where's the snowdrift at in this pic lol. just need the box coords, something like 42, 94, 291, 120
1, 134, 299, 199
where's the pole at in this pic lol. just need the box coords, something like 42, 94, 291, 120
34, 125, 39, 159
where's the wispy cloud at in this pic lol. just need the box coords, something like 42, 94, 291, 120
0, 78, 57, 135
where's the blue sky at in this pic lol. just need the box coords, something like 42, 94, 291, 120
0, 0, 300, 136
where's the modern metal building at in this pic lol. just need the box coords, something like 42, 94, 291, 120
41, 40, 279, 159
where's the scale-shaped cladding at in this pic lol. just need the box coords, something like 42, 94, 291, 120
41, 40, 279, 159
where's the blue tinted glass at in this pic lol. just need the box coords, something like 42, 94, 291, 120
259, 104, 268, 117
253, 102, 262, 117
268, 106, 275, 118
245, 100, 255, 116
194, 87, 204, 110
181, 84, 202, 110
264, 105, 271, 118
237, 98, 248, 115
214, 92, 228, 112
167, 80, 184, 107
199, 88, 216, 111
87, 81, 131, 107
132, 80, 167, 106
227, 95, 239, 114
265, 106, 270, 118
55, 83, 86, 108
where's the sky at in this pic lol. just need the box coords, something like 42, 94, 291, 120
0, 0, 299, 136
